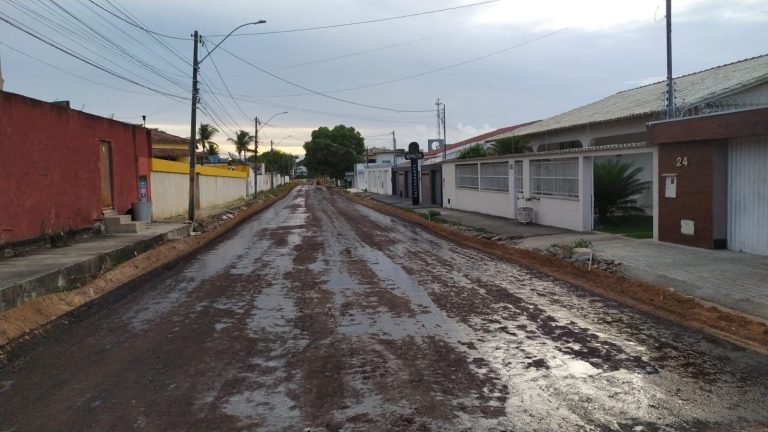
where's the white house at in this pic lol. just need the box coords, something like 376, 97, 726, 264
443, 54, 768, 238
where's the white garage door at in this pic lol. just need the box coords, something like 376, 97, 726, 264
728, 135, 768, 256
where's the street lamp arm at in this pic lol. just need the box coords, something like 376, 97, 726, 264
199, 20, 266, 63
257, 111, 288, 132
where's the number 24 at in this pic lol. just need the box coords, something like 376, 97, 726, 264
675, 156, 688, 167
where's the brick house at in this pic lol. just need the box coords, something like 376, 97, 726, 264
0, 91, 152, 245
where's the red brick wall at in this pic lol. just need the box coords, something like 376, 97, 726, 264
657, 140, 725, 249
0, 92, 152, 243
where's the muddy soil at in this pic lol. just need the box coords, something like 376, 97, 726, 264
1, 186, 767, 431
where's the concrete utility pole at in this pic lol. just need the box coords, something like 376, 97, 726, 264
187, 21, 265, 223
391, 130, 397, 196
665, 0, 675, 119
442, 104, 447, 161
254, 116, 259, 197
187, 31, 199, 223
435, 98, 442, 140
270, 139, 275, 190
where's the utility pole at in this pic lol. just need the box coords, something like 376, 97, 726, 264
187, 30, 199, 223
270, 139, 274, 190
254, 116, 259, 197
441, 104, 447, 161
186, 21, 265, 223
665, 0, 675, 119
391, 130, 397, 196
435, 98, 442, 140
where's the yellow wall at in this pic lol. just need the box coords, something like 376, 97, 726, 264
151, 158, 248, 178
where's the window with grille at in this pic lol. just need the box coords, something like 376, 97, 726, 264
479, 162, 509, 192
514, 161, 523, 193
456, 164, 479, 189
530, 158, 579, 198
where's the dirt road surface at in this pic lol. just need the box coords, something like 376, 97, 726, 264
2, 186, 767, 431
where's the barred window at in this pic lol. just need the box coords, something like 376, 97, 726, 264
514, 161, 523, 193
456, 164, 479, 189
480, 162, 509, 192
530, 158, 579, 198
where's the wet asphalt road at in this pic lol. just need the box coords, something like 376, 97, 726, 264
1, 185, 768, 431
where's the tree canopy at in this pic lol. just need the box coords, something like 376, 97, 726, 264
457, 144, 488, 160
228, 130, 254, 160
490, 136, 531, 156
255, 150, 296, 176
302, 125, 365, 179
196, 123, 218, 150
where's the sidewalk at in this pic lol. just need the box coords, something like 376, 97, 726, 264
359, 192, 768, 323
360, 191, 441, 209
0, 223, 189, 311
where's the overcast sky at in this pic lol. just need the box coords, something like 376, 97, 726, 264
2, 0, 766, 156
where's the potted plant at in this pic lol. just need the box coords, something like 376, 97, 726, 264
517, 195, 540, 224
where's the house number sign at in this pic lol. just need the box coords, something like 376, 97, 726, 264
675, 156, 689, 167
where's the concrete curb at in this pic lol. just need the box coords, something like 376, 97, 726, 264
0, 225, 190, 312
338, 190, 768, 355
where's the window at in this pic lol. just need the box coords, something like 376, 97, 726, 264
456, 163, 479, 189
530, 158, 579, 198
514, 161, 523, 193
480, 162, 509, 192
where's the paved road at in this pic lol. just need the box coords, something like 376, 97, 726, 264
2, 186, 767, 431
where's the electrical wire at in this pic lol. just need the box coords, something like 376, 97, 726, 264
200, 37, 253, 124
0, 11, 187, 101
218, 46, 433, 113
260, 27, 569, 97
209, 0, 502, 37
85, 0, 190, 40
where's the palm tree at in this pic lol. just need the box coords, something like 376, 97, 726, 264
196, 123, 218, 150
490, 136, 531, 156
227, 130, 254, 161
204, 142, 220, 158
457, 144, 488, 159
594, 160, 651, 222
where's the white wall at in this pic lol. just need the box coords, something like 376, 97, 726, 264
442, 161, 516, 219
199, 175, 247, 208
151, 171, 189, 220
443, 147, 657, 232
365, 167, 392, 195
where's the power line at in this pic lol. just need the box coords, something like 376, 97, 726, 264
0, 11, 187, 101
218, 46, 433, 113
200, 37, 252, 124
209, 0, 502, 37
0, 41, 162, 96
4, 1, 187, 96
85, 0, 190, 40
260, 27, 570, 97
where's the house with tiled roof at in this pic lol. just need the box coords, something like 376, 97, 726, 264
150, 129, 192, 162
442, 54, 768, 255
422, 123, 539, 164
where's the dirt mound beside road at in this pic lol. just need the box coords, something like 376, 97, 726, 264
340, 191, 768, 354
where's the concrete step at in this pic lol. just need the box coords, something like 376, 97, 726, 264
108, 221, 146, 234
103, 215, 146, 234
103, 215, 131, 227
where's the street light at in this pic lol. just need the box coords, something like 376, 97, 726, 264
253, 111, 287, 196
187, 20, 266, 223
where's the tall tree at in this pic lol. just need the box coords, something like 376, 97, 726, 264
302, 125, 365, 179
196, 123, 218, 150
227, 130, 254, 161
594, 160, 651, 222
490, 136, 531, 156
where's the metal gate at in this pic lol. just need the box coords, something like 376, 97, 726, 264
728, 135, 768, 255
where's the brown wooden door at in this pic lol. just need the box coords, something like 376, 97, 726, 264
100, 141, 114, 209
421, 173, 431, 204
